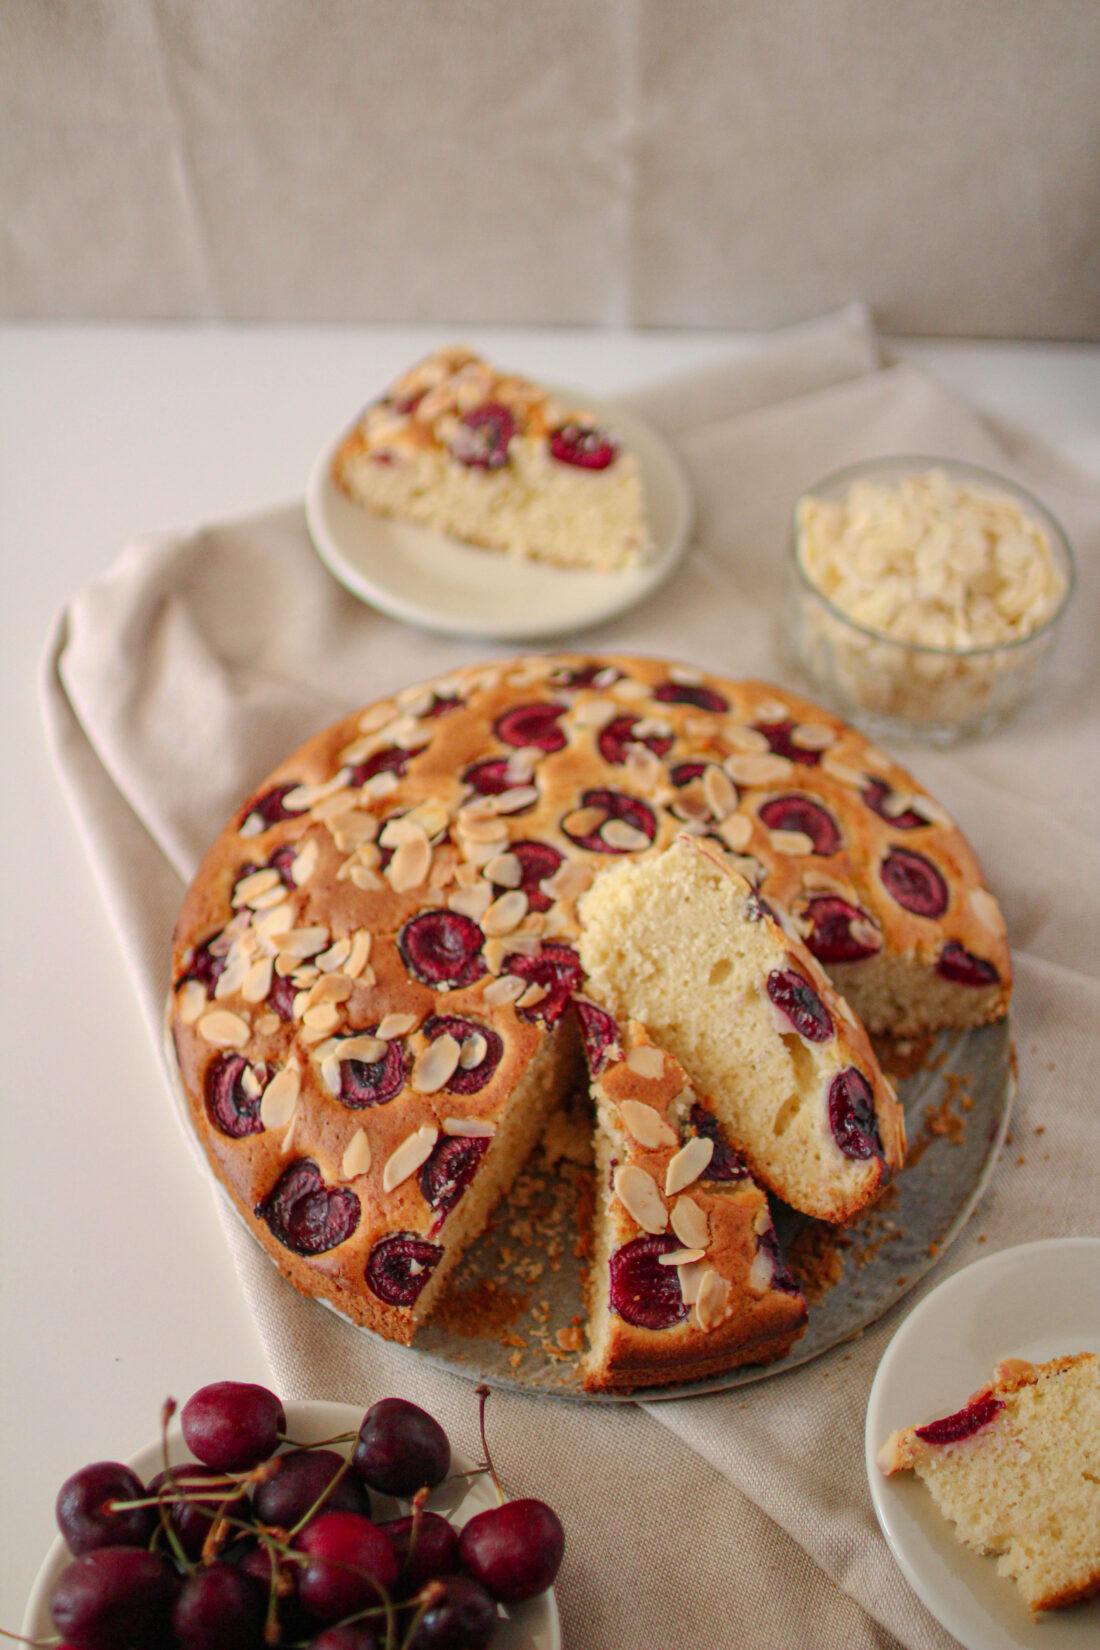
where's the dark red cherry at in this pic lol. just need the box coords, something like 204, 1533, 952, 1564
757, 1229, 804, 1297
353, 1398, 451, 1497
755, 719, 821, 766
254, 1448, 371, 1526
608, 1234, 689, 1330
501, 943, 584, 1025
827, 1069, 882, 1161
767, 968, 834, 1043
56, 1462, 155, 1556
550, 661, 622, 690
669, 760, 707, 787
881, 848, 949, 919
266, 970, 299, 1022
654, 680, 728, 713
296, 1511, 399, 1623
758, 794, 840, 855
574, 997, 621, 1073
424, 691, 461, 719
458, 1499, 565, 1604
348, 745, 425, 786
205, 1054, 267, 1138
463, 758, 516, 799
179, 937, 228, 996
308, 1627, 381, 1650
240, 782, 301, 831
561, 789, 657, 852
50, 1548, 180, 1650
450, 403, 516, 470
915, 1394, 1005, 1445
365, 1232, 442, 1306
597, 714, 673, 766
182, 1381, 285, 1472
146, 1465, 252, 1562
340, 1033, 409, 1108
422, 1015, 503, 1093
687, 1104, 749, 1181
172, 1562, 266, 1650
419, 1133, 489, 1226
386, 1510, 461, 1595
508, 839, 563, 912
936, 941, 1001, 986
799, 894, 882, 964
493, 702, 567, 753
398, 910, 486, 990
862, 778, 929, 830
549, 423, 618, 469
256, 1161, 361, 1255
405, 1574, 498, 1650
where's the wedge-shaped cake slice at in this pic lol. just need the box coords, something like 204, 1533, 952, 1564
878, 1353, 1100, 1615
332, 344, 650, 571
575, 1008, 807, 1393
578, 834, 906, 1224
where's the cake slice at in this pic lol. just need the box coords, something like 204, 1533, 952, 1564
331, 344, 650, 571
878, 1353, 1100, 1614
577, 834, 906, 1223
575, 1006, 807, 1392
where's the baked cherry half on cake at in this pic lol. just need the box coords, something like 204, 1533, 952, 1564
169, 653, 1010, 1382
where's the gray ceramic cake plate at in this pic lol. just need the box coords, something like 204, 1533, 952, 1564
165, 1009, 1014, 1404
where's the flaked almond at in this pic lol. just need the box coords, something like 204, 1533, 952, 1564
255, 902, 296, 941
768, 829, 816, 857
177, 980, 207, 1025
459, 1032, 488, 1069
284, 772, 350, 812
484, 974, 526, 1006
313, 790, 363, 823
541, 860, 592, 902
349, 864, 383, 892
504, 747, 541, 783
320, 1054, 341, 1095
336, 1033, 387, 1063
379, 815, 423, 849
493, 785, 540, 815
463, 836, 509, 869
382, 1124, 439, 1193
619, 1099, 678, 1149
412, 1035, 462, 1094
717, 813, 753, 852
625, 1044, 666, 1080
214, 953, 250, 999
260, 1066, 300, 1130
571, 696, 618, 729
969, 886, 1004, 934
665, 1135, 714, 1196
303, 1001, 340, 1034
484, 852, 522, 888
359, 700, 397, 733
363, 770, 400, 800
724, 752, 793, 787
505, 929, 542, 954
454, 861, 482, 889
482, 890, 528, 936
429, 846, 459, 890
624, 746, 663, 790
341, 1128, 372, 1179
912, 794, 953, 828
677, 1258, 707, 1305
289, 839, 320, 886
516, 981, 547, 1010
239, 1066, 262, 1100
255, 1012, 280, 1036
376, 1011, 419, 1039
345, 930, 372, 978
670, 1195, 710, 1250
658, 1247, 706, 1266
703, 765, 738, 820
790, 722, 836, 751
249, 884, 289, 911
276, 925, 331, 960
233, 868, 282, 907
669, 664, 703, 685
307, 972, 353, 1005
387, 831, 431, 893
820, 752, 865, 788
614, 677, 650, 700
242, 956, 274, 1004
747, 1246, 776, 1295
613, 1165, 668, 1234
198, 1009, 250, 1048
695, 1268, 730, 1331
562, 806, 605, 838
442, 1116, 496, 1137
332, 812, 381, 852
850, 918, 881, 950
723, 724, 769, 753
601, 819, 651, 852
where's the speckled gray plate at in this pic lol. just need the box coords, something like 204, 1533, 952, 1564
165, 1010, 1014, 1403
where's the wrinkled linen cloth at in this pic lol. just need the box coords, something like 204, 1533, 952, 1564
44, 307, 1100, 1650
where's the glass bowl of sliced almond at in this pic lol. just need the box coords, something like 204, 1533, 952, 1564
785, 457, 1075, 745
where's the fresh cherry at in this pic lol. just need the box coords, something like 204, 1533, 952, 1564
55, 1461, 155, 1556
253, 1448, 371, 1527
295, 1510, 398, 1623
146, 1464, 252, 1562
365, 1233, 443, 1307
405, 1574, 499, 1649
385, 1509, 461, 1594
458, 1500, 564, 1606
608, 1234, 689, 1330
307, 1627, 381, 1650
353, 1399, 450, 1498
50, 1547, 180, 1650
172, 1561, 266, 1650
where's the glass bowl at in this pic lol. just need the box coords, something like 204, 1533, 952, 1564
784, 456, 1076, 745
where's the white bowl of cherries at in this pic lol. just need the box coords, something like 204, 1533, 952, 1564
22, 1381, 562, 1650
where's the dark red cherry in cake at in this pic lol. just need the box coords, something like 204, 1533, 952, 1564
574, 997, 621, 1073
179, 938, 228, 996
254, 1447, 371, 1526
266, 969, 299, 1022
827, 1068, 882, 1161
799, 894, 882, 964
669, 760, 707, 787
502, 943, 584, 1025
295, 1511, 399, 1622
205, 1054, 266, 1138
257, 1161, 360, 1255
398, 910, 486, 990
182, 1381, 286, 1472
608, 1234, 689, 1330
347, 744, 425, 786
862, 777, 928, 830
419, 1133, 490, 1224
458, 1499, 565, 1605
688, 1104, 750, 1181
597, 714, 673, 766
508, 839, 563, 911
915, 1393, 1005, 1445
240, 781, 301, 832
172, 1561, 266, 1650
365, 1232, 442, 1306
767, 968, 834, 1042
654, 680, 729, 712
880, 847, 949, 918
451, 403, 516, 470
755, 719, 821, 766
562, 789, 657, 852
493, 701, 567, 753
463, 757, 515, 797
549, 422, 618, 469
340, 1034, 408, 1108
550, 660, 622, 690
50, 1547, 180, 1650
56, 1461, 156, 1556
936, 941, 1000, 986
758, 794, 840, 855
423, 1015, 503, 1093
756, 1229, 804, 1297
353, 1398, 451, 1497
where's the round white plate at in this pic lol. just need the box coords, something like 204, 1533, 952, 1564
865, 1238, 1100, 1650
305, 396, 694, 640
23, 1399, 561, 1650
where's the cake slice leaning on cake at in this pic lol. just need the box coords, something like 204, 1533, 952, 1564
331, 344, 651, 571
878, 1353, 1100, 1615
575, 1005, 807, 1392
578, 834, 906, 1225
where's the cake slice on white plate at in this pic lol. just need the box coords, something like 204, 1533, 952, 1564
331, 344, 651, 571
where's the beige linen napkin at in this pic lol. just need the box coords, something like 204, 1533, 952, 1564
44, 307, 1100, 1650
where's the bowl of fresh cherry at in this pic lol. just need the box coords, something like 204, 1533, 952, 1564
22, 1380, 562, 1650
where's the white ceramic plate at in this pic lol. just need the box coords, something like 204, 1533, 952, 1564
305, 396, 694, 640
865, 1238, 1100, 1650
23, 1399, 561, 1650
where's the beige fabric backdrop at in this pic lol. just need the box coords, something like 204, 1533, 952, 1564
4, 0, 1099, 336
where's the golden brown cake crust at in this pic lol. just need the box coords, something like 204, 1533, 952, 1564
169, 654, 1010, 1355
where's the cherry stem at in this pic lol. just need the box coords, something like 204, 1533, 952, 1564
280, 1429, 357, 1450
475, 1384, 505, 1507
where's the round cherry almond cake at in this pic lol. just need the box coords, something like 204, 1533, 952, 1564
169, 654, 1011, 1383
